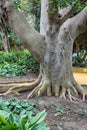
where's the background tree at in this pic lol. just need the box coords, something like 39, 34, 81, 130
0, 0, 87, 101
0, 10, 10, 51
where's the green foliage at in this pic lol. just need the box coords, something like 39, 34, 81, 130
0, 98, 49, 130
59, 0, 87, 13
14, 0, 37, 28
55, 105, 70, 116
48, 0, 58, 14
57, 125, 63, 130
14, 0, 30, 16
0, 50, 39, 77
7, 27, 21, 46
72, 50, 87, 68
29, 0, 41, 31
76, 1, 87, 12
59, 0, 76, 8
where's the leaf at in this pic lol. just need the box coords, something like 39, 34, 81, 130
17, 118, 26, 130
28, 110, 47, 128
0, 99, 49, 130
56, 106, 66, 114
0, 115, 8, 126
57, 125, 63, 130
54, 112, 63, 116
74, 108, 86, 115
0, 123, 19, 130
8, 113, 16, 124
31, 123, 49, 130
0, 111, 9, 118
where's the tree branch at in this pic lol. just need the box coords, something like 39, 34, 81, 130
59, 5, 76, 24
60, 7, 87, 43
67, 6, 87, 40
40, 0, 59, 36
0, 0, 45, 62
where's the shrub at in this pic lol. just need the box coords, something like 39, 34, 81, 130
0, 50, 39, 77
72, 50, 87, 68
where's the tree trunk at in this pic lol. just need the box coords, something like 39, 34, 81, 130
0, 18, 10, 51
0, 0, 87, 101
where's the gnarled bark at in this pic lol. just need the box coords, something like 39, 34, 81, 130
0, 18, 10, 51
0, 0, 87, 101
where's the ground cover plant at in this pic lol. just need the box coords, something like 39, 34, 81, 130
1, 94, 87, 130
0, 50, 39, 77
0, 98, 49, 130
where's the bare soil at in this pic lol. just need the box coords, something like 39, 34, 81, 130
0, 75, 87, 130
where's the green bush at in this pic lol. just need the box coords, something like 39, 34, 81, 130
72, 50, 87, 68
0, 50, 39, 77
0, 98, 49, 130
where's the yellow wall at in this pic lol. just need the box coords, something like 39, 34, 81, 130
73, 68, 87, 85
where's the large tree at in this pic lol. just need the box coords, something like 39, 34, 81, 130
0, 0, 87, 101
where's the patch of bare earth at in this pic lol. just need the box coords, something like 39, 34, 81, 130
0, 75, 87, 130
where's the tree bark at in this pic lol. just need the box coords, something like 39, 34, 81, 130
0, 16, 10, 51
0, 0, 87, 101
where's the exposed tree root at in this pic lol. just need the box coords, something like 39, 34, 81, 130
0, 74, 41, 96
27, 82, 42, 98
27, 79, 87, 101
73, 81, 87, 101
0, 74, 87, 102
59, 81, 87, 101
27, 77, 51, 98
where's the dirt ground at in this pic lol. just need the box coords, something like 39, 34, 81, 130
0, 75, 87, 130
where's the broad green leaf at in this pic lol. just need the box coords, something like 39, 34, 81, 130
29, 110, 47, 128
0, 115, 8, 126
0, 123, 19, 130
31, 123, 49, 130
0, 111, 9, 118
